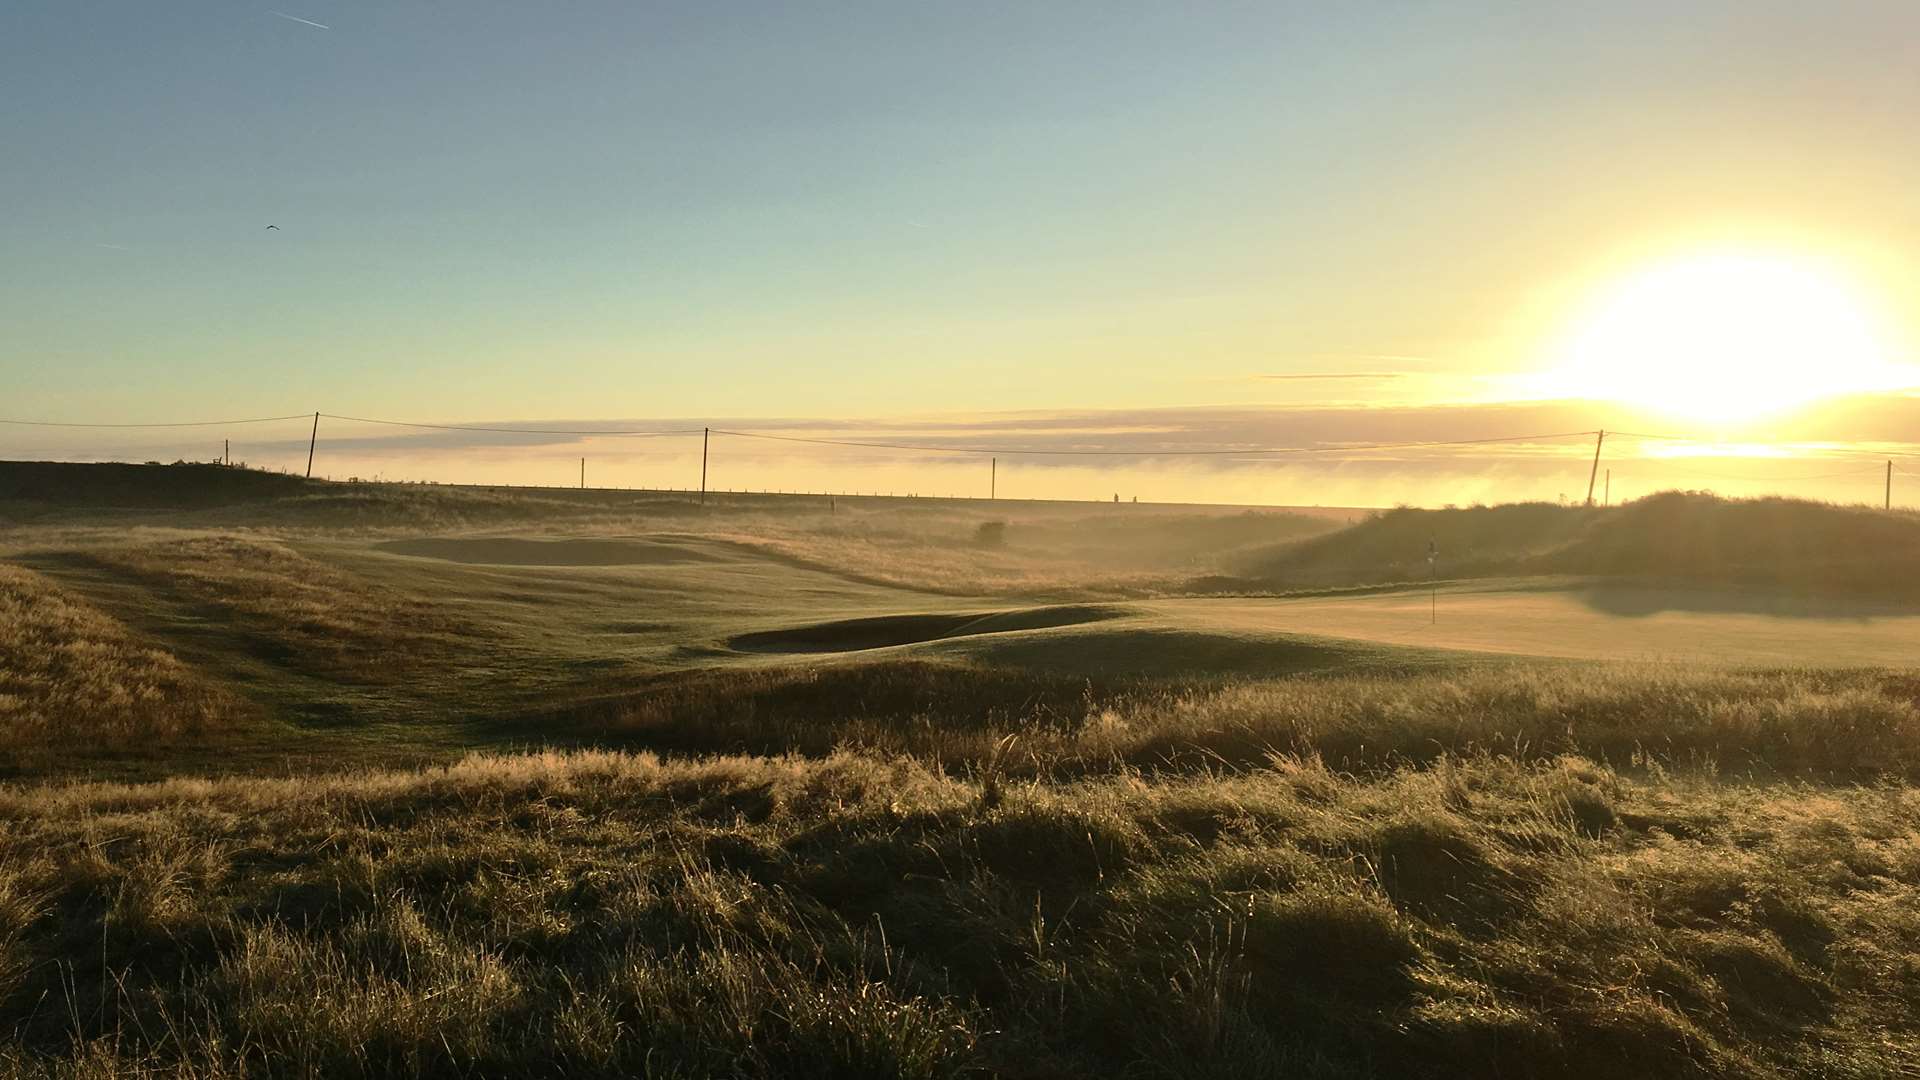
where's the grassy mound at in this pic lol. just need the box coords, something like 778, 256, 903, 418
0, 750, 1910, 1077
1553, 491, 1920, 592
1235, 491, 1920, 597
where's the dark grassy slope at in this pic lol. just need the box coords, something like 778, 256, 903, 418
1235, 491, 1920, 596
0, 463, 725, 530
0, 461, 308, 509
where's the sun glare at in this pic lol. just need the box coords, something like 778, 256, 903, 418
1538, 253, 1910, 423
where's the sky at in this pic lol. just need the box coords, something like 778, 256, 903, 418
6, 2, 1920, 503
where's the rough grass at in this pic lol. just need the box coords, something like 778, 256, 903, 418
0, 565, 234, 761
0, 749, 1911, 1077
558, 659, 1920, 781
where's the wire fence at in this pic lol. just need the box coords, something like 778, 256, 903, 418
3, 412, 1916, 510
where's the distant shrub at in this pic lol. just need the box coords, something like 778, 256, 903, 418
973, 520, 1008, 547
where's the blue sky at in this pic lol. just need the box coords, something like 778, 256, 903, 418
5, 1, 1919, 426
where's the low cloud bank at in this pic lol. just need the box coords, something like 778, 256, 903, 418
7, 397, 1917, 508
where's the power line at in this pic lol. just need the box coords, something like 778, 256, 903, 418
1608, 429, 1920, 460
1603, 429, 1694, 442
318, 409, 710, 434
1651, 461, 1886, 483
0, 413, 311, 429
709, 428, 1603, 457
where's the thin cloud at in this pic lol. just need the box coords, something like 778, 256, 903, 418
269, 10, 331, 29
1255, 372, 1407, 381
1306, 353, 1441, 365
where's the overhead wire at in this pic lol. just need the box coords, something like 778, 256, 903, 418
1603, 429, 1694, 442
1606, 428, 1920, 460
319, 413, 706, 437
1649, 461, 1887, 483
0, 414, 311, 428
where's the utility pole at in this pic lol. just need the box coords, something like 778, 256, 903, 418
1584, 429, 1605, 506
580, 457, 585, 490
224, 439, 229, 466
1888, 460, 1893, 510
305, 412, 319, 479
1427, 538, 1438, 625
991, 457, 996, 500
700, 427, 709, 505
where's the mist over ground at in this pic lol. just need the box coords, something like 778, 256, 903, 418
9, 394, 1918, 507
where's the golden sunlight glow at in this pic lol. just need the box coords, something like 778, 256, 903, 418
1536, 253, 1911, 422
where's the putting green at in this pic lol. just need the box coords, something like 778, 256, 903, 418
1157, 583, 1920, 667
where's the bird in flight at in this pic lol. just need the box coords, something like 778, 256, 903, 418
265, 225, 280, 230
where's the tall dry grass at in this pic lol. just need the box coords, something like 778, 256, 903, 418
0, 748, 1910, 1077
0, 564, 234, 758
562, 659, 1920, 781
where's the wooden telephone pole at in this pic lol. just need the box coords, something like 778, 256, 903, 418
700, 428, 709, 505
1427, 538, 1438, 624
990, 457, 996, 500
1888, 460, 1893, 510
305, 412, 319, 479
1584, 430, 1605, 506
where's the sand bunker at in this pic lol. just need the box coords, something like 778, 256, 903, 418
730, 604, 1126, 653
377, 537, 727, 567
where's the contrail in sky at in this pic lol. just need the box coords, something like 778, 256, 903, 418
269, 10, 330, 29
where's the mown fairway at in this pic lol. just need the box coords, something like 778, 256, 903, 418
1, 466, 1918, 1077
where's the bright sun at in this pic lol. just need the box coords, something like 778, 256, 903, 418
1539, 253, 1909, 422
